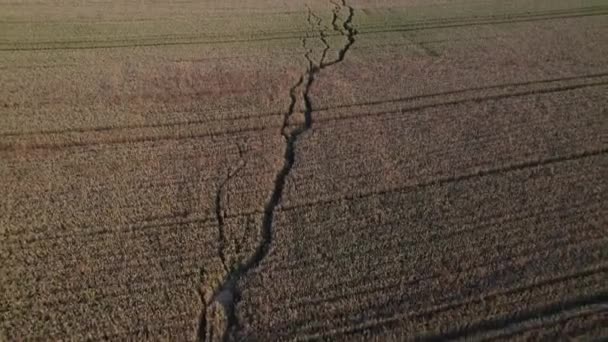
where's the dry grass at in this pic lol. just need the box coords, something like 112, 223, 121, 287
1, 0, 607, 340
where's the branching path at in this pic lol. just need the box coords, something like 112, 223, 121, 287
197, 1, 358, 341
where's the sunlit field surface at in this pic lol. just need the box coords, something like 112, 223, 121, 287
1, 0, 607, 340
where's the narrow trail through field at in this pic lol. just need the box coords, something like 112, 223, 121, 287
196, 1, 358, 341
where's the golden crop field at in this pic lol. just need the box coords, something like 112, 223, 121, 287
1, 0, 607, 340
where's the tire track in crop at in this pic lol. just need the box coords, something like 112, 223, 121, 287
10, 145, 599, 250
280, 147, 608, 212
11, 142, 594, 247
475, 304, 607, 340
2, 7, 603, 51
358, 7, 608, 36
313, 72, 608, 112
293, 266, 608, 340
2, 74, 605, 152
196, 146, 607, 221
286, 235, 606, 313
3, 216, 218, 241
196, 2, 358, 341
2, 72, 604, 139
419, 293, 608, 341
0, 111, 284, 138
317, 81, 608, 123
275, 203, 605, 288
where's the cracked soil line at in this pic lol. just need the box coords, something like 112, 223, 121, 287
215, 143, 247, 275
197, 1, 357, 341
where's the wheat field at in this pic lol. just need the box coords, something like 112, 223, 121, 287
1, 0, 607, 340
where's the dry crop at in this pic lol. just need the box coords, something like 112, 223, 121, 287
1, 0, 607, 340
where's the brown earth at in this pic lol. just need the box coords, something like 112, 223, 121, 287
1, 0, 607, 341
